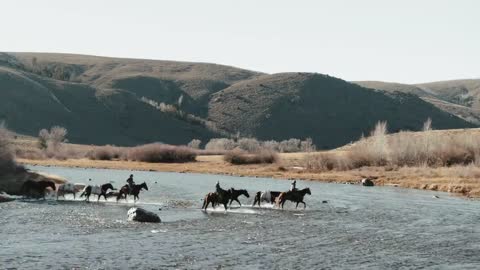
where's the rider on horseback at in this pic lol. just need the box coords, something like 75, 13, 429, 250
127, 174, 135, 194
290, 180, 297, 192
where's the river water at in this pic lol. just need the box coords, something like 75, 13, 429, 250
1, 166, 479, 269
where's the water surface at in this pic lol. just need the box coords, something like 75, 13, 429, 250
1, 166, 479, 269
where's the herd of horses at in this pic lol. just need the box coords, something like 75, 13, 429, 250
20, 179, 312, 210
202, 186, 312, 211
21, 180, 149, 203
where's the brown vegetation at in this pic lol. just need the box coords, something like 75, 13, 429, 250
126, 143, 197, 163
304, 121, 480, 172
224, 150, 278, 165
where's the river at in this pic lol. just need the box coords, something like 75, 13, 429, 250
1, 166, 479, 269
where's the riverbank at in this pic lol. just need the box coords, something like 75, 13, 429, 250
18, 154, 480, 198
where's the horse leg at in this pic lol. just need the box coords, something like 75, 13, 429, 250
235, 199, 241, 206
97, 194, 101, 202
73, 192, 76, 200
229, 199, 233, 206
302, 201, 306, 209
296, 202, 299, 209
281, 200, 285, 209
223, 203, 228, 210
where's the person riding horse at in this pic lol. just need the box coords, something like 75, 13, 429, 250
290, 180, 297, 192
126, 174, 135, 194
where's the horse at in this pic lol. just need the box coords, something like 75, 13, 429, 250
252, 191, 281, 207
276, 188, 312, 209
80, 183, 115, 202
56, 183, 79, 200
117, 182, 148, 202
228, 188, 249, 206
21, 180, 56, 199
202, 187, 231, 211
202, 192, 219, 210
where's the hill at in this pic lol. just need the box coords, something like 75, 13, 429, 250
356, 80, 480, 124
0, 52, 476, 148
209, 73, 474, 148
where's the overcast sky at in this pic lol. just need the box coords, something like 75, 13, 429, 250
2, 0, 478, 83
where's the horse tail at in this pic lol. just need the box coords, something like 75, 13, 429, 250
276, 192, 285, 207
253, 191, 261, 206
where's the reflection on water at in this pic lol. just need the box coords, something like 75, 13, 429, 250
1, 166, 479, 269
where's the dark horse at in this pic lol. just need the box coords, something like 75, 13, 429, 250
276, 188, 312, 209
252, 191, 281, 207
117, 182, 148, 202
80, 183, 115, 202
21, 180, 56, 199
228, 188, 249, 206
202, 187, 231, 211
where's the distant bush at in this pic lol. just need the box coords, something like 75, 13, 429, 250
0, 124, 23, 175
204, 137, 316, 153
37, 126, 69, 159
224, 150, 278, 165
187, 139, 202, 149
205, 138, 237, 151
126, 143, 196, 163
277, 138, 302, 153
86, 145, 122, 160
237, 138, 261, 152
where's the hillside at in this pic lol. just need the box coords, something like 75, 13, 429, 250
356, 80, 480, 124
0, 52, 476, 148
209, 73, 474, 148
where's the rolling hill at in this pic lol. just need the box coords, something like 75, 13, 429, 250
356, 80, 480, 125
0, 52, 476, 148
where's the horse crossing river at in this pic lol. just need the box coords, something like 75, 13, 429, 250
1, 165, 479, 269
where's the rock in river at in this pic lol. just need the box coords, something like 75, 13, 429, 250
0, 194, 15, 203
127, 207, 161, 223
361, 178, 375, 187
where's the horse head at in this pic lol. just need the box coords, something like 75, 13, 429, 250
303, 188, 311, 195
46, 181, 56, 191
241, 189, 250, 198
103, 183, 115, 191
141, 182, 149, 191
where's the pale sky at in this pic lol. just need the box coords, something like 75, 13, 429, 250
1, 0, 479, 83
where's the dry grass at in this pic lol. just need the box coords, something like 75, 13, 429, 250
305, 123, 480, 172
86, 145, 123, 160
224, 150, 278, 165
126, 143, 196, 163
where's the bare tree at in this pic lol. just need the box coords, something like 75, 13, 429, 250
187, 139, 201, 149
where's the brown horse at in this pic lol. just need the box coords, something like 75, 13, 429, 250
276, 188, 312, 209
202, 192, 219, 210
202, 188, 231, 211
21, 180, 56, 199
117, 182, 148, 202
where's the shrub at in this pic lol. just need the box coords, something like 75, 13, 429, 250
303, 153, 338, 171
126, 143, 196, 163
187, 139, 202, 149
0, 125, 23, 175
86, 145, 122, 160
278, 138, 301, 153
224, 150, 278, 165
205, 138, 237, 151
237, 138, 261, 152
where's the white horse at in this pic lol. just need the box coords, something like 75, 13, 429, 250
252, 190, 282, 207
57, 183, 85, 200
80, 183, 115, 202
